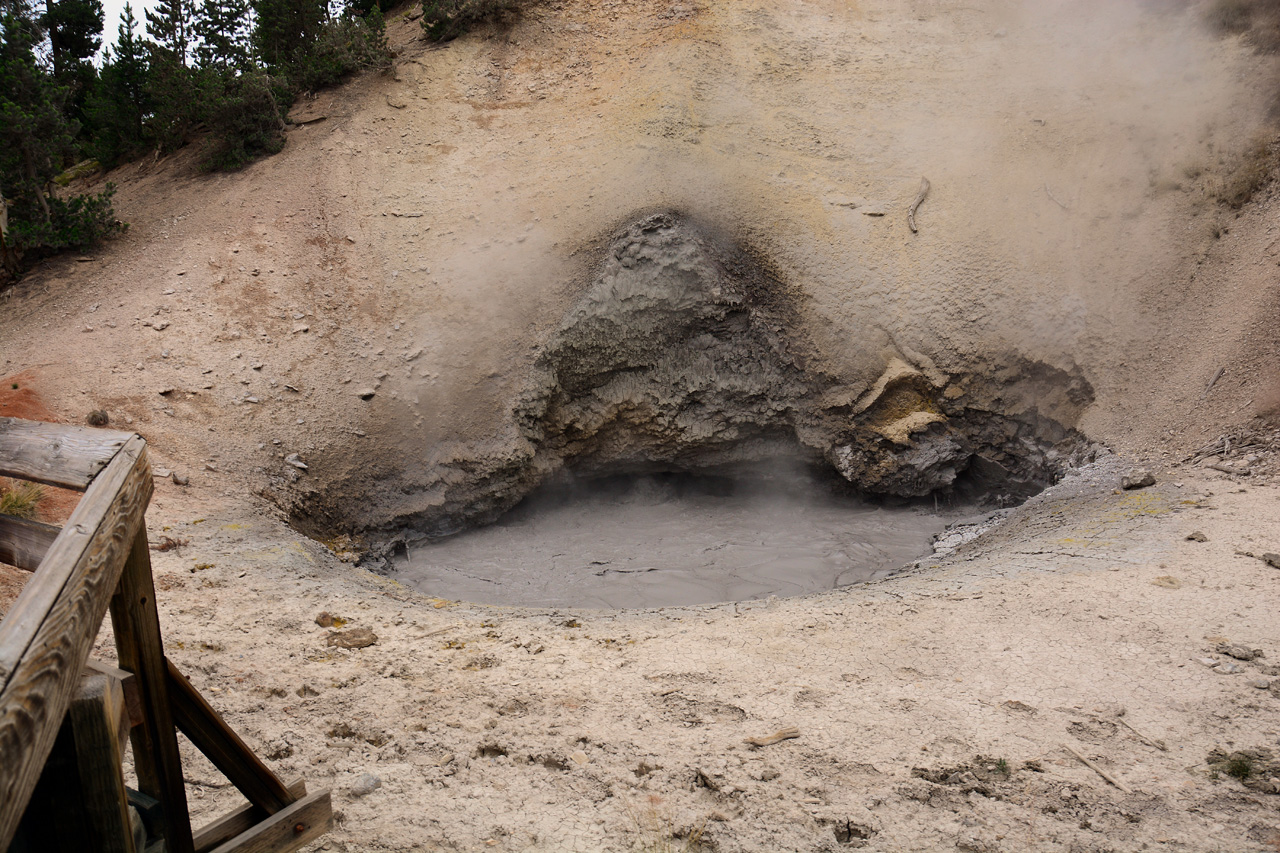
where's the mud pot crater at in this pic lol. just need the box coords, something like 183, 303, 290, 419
280, 211, 1099, 606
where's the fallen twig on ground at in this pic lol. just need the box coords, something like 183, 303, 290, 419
1118, 718, 1167, 751
1063, 743, 1132, 792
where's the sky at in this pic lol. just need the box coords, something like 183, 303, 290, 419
97, 0, 155, 58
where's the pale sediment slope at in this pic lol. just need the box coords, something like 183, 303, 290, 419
2, 0, 1271, 545
3, 2, 1280, 852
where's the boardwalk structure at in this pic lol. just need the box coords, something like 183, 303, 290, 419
0, 417, 331, 853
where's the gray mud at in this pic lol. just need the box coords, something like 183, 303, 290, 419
389, 475, 961, 608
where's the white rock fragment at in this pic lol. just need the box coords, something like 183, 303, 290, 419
349, 774, 381, 797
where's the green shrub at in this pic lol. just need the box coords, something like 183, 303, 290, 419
290, 7, 392, 92
421, 0, 522, 42
5, 183, 127, 256
198, 72, 287, 171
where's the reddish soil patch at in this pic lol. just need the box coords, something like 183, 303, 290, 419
0, 370, 62, 422
1, 370, 84, 523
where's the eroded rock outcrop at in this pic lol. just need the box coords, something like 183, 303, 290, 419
285, 212, 1097, 551
513, 212, 1093, 498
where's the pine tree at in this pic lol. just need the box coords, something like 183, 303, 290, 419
42, 0, 102, 79
0, 0, 123, 274
0, 5, 76, 226
85, 3, 149, 164
145, 0, 190, 64
192, 0, 250, 72
251, 0, 324, 70
144, 0, 201, 150
41, 0, 103, 128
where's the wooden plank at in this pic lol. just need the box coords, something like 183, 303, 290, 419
0, 436, 152, 852
206, 790, 331, 853
0, 435, 150, 684
0, 417, 136, 490
166, 660, 295, 815
85, 658, 143, 735
110, 529, 195, 853
0, 514, 60, 572
69, 673, 138, 853
193, 780, 307, 853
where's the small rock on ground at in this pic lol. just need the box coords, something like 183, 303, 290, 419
350, 773, 381, 797
1122, 469, 1156, 490
326, 627, 377, 649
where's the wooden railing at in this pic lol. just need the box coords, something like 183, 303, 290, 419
0, 417, 331, 853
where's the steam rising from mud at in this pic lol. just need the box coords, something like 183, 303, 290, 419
275, 0, 1268, 593
391, 470, 961, 609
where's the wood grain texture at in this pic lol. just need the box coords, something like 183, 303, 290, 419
193, 780, 307, 853
205, 791, 331, 853
0, 417, 136, 490
167, 660, 296, 815
0, 436, 151, 852
85, 658, 142, 739
110, 530, 195, 853
0, 435, 150, 683
69, 673, 137, 853
0, 514, 60, 572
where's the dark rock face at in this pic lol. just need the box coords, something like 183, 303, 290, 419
285, 211, 1098, 551
515, 212, 816, 479
513, 212, 1094, 500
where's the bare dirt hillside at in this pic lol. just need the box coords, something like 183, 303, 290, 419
3, 1, 1280, 851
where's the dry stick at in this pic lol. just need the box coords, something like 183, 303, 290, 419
1202, 366, 1225, 399
1117, 718, 1167, 752
908, 177, 930, 233
1063, 743, 1132, 792
1044, 183, 1071, 210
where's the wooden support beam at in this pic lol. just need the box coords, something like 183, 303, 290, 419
110, 529, 195, 853
0, 435, 151, 851
0, 417, 136, 491
205, 790, 331, 853
166, 660, 295, 816
0, 435, 149, 683
0, 514, 60, 572
85, 658, 143, 736
193, 780, 307, 853
69, 673, 138, 853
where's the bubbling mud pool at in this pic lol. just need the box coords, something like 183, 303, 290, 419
388, 474, 965, 609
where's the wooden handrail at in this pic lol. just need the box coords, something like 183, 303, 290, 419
0, 431, 152, 849
0, 514, 60, 572
0, 417, 137, 491
1, 417, 329, 853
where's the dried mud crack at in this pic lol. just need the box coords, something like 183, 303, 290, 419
282, 212, 1097, 558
